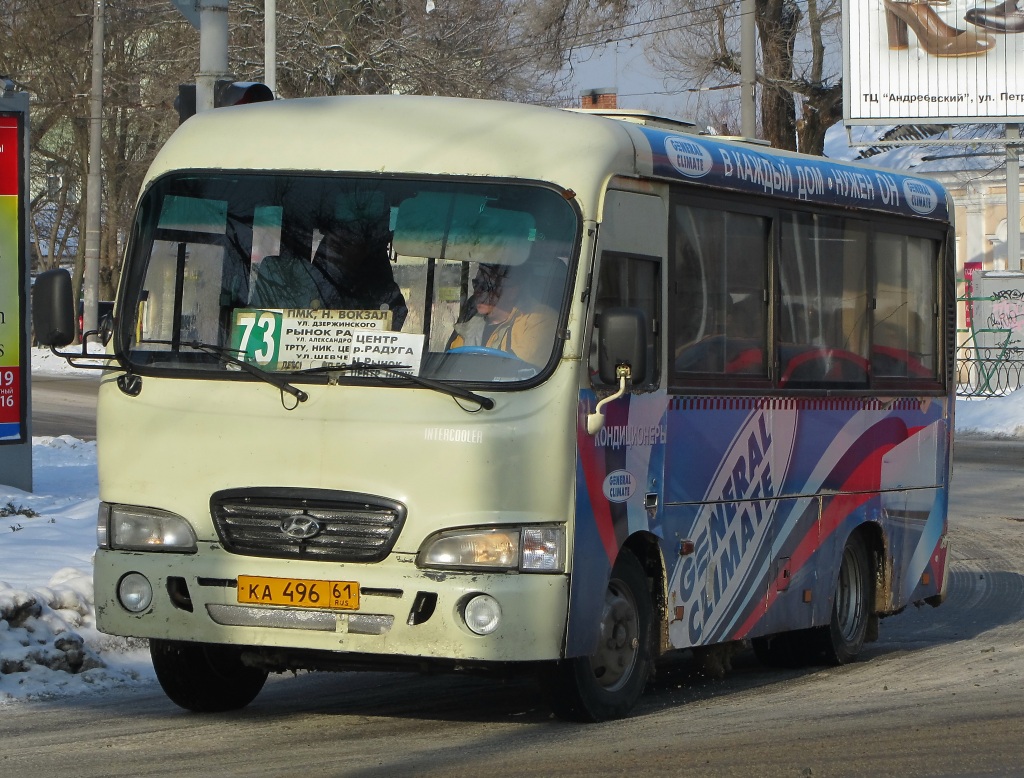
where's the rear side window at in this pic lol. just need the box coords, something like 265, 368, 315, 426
873, 232, 939, 381
667, 190, 945, 393
778, 213, 869, 389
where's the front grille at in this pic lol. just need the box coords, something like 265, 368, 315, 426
211, 488, 406, 563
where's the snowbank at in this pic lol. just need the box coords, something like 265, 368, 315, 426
0, 434, 154, 704
956, 393, 1024, 439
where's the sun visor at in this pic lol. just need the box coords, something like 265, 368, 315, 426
392, 191, 534, 265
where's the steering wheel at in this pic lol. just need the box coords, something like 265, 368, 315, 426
446, 345, 524, 361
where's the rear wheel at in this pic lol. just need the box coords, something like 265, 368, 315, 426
544, 550, 654, 722
816, 532, 872, 664
150, 639, 268, 712
754, 533, 873, 668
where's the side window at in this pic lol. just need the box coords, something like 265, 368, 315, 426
592, 253, 661, 389
873, 232, 939, 380
670, 203, 769, 381
778, 214, 870, 388
662, 194, 945, 395
137, 195, 241, 346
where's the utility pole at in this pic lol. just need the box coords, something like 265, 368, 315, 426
1008, 124, 1021, 272
83, 0, 103, 338
740, 0, 756, 139
197, 0, 230, 112
265, 0, 276, 94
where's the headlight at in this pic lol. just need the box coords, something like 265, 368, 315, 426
97, 503, 111, 549
100, 502, 198, 552
418, 526, 564, 573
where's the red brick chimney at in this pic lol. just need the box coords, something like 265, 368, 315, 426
580, 88, 617, 110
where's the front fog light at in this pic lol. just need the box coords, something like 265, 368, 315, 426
463, 594, 501, 636
118, 572, 154, 613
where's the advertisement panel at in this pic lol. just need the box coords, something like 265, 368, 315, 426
0, 114, 24, 443
844, 0, 1024, 124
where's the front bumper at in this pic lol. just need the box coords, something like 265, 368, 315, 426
94, 547, 570, 664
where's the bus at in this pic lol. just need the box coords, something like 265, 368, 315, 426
34, 95, 953, 722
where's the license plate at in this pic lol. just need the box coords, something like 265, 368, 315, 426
237, 575, 359, 610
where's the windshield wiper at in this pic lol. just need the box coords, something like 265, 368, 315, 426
179, 341, 308, 403
301, 362, 494, 410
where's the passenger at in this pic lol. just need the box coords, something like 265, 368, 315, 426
447, 263, 557, 367
312, 208, 408, 330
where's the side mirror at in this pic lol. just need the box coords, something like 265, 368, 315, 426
598, 307, 647, 386
32, 269, 76, 348
587, 307, 648, 435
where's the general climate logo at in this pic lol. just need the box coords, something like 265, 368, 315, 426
902, 179, 939, 216
665, 136, 714, 179
602, 469, 636, 503
667, 409, 798, 648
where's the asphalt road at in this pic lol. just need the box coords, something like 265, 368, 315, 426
9, 386, 1024, 776
29, 373, 99, 440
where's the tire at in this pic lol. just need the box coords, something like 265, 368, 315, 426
150, 639, 268, 712
753, 533, 873, 668
816, 532, 872, 665
544, 551, 654, 722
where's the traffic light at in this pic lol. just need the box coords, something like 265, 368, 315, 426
214, 81, 274, 108
173, 81, 273, 125
174, 83, 196, 125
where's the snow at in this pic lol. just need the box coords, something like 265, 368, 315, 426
0, 433, 156, 705
956, 392, 1024, 439
1, 346, 1020, 705
1, 348, 154, 704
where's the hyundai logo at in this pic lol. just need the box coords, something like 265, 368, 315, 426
280, 514, 322, 540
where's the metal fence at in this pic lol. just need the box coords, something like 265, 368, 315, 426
956, 292, 1024, 397
956, 335, 1024, 397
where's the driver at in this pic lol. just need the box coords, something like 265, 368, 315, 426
447, 263, 557, 367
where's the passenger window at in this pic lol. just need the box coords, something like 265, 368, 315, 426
778, 214, 870, 388
873, 233, 939, 380
671, 204, 769, 380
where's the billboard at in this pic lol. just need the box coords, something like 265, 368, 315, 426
844, 0, 1024, 124
0, 113, 25, 444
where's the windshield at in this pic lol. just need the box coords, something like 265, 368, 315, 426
118, 174, 578, 384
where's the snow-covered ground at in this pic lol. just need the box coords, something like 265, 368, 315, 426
1, 348, 155, 705
1, 347, 1020, 705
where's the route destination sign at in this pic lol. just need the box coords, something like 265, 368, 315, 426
230, 308, 424, 373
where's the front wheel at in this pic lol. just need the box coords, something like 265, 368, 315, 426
543, 551, 654, 722
150, 639, 268, 712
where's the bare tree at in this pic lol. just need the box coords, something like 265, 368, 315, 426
650, 0, 842, 154
1, 1, 195, 300
97, 5, 196, 299
2, 0, 627, 299
1, 1, 91, 275
226, 0, 621, 103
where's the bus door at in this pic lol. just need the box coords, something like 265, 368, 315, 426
662, 199, 794, 649
568, 188, 667, 656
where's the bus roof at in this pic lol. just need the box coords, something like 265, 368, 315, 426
147, 95, 951, 223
